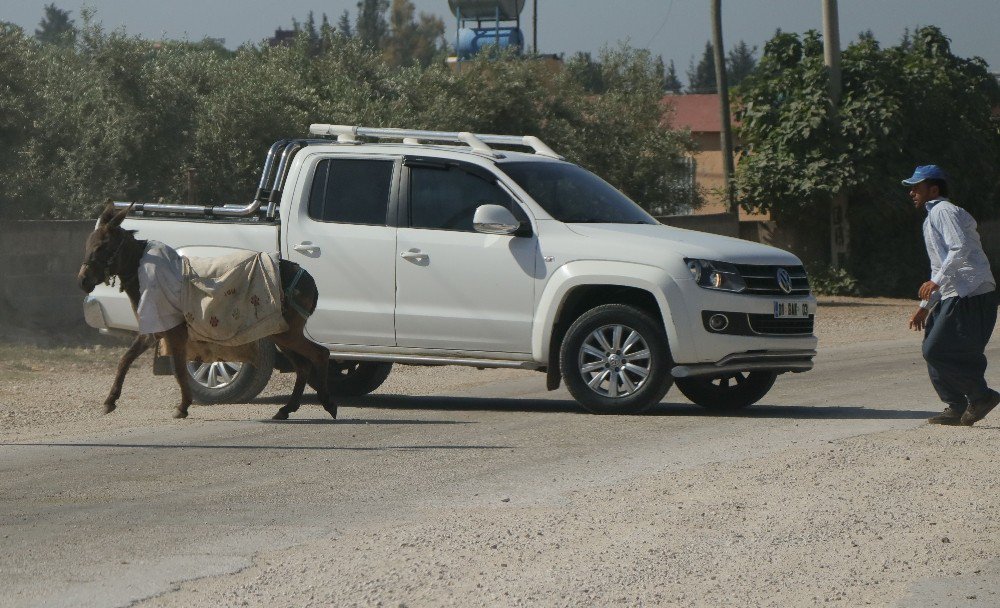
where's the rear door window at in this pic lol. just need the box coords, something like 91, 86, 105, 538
308, 158, 394, 225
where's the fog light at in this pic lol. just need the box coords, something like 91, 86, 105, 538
708, 314, 729, 332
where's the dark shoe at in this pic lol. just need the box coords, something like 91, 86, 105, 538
961, 389, 1000, 426
927, 406, 964, 425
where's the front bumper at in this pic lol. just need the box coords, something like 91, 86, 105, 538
668, 278, 818, 364
671, 349, 816, 378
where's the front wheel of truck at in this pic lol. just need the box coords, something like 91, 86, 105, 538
674, 371, 777, 410
560, 304, 673, 415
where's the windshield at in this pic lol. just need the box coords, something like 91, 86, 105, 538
499, 161, 657, 224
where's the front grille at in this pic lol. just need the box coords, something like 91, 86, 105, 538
734, 264, 811, 296
702, 310, 815, 337
747, 314, 815, 335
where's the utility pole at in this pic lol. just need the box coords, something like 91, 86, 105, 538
185, 167, 197, 205
823, 0, 849, 268
533, 0, 538, 54
711, 0, 736, 215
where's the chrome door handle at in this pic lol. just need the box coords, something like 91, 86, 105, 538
400, 249, 427, 261
293, 243, 320, 254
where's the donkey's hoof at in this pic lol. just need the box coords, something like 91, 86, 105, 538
102, 403, 117, 414
173, 409, 189, 419
272, 410, 289, 420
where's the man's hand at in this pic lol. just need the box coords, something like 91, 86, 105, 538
909, 307, 929, 331
918, 280, 939, 300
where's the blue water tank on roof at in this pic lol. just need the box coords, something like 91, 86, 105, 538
458, 27, 524, 58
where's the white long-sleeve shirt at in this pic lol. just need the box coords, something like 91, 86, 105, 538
919, 198, 995, 309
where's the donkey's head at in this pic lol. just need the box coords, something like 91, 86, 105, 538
77, 202, 135, 293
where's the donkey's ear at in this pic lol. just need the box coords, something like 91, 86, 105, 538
108, 202, 134, 228
97, 200, 118, 226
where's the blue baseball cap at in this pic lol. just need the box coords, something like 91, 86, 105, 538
902, 165, 948, 186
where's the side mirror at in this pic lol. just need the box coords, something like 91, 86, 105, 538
473, 204, 521, 236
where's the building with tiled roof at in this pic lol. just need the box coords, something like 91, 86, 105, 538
663, 93, 767, 220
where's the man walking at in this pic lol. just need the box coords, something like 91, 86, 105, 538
905, 165, 999, 426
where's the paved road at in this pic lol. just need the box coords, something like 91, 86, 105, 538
1, 336, 998, 607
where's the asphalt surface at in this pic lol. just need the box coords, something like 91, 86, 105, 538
2, 302, 999, 607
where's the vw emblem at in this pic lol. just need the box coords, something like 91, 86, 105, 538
776, 268, 793, 294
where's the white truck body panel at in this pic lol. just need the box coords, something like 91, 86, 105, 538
394, 226, 537, 353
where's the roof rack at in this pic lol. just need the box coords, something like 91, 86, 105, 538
308, 124, 563, 160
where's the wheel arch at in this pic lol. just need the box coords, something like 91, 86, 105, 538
533, 261, 687, 364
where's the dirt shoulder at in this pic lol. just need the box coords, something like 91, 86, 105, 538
0, 296, 921, 442
9, 296, 1000, 608
138, 425, 1000, 608
813, 295, 917, 346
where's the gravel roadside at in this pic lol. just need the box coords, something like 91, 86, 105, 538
139, 426, 1000, 608
4, 297, 999, 607
0, 296, 919, 442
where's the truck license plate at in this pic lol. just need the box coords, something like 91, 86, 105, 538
774, 301, 809, 318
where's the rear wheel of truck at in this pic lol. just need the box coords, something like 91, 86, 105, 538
185, 340, 276, 404
560, 304, 673, 415
674, 371, 777, 410
318, 360, 393, 397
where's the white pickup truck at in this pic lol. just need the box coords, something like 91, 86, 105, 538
84, 125, 817, 414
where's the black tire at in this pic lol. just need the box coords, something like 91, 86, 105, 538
320, 360, 393, 397
559, 304, 673, 415
185, 340, 276, 404
674, 371, 777, 410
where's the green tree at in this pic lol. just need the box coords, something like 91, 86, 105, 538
337, 10, 353, 37
0, 24, 41, 218
411, 13, 445, 66
190, 42, 321, 206
11, 9, 229, 218
726, 40, 757, 86
383, 0, 444, 67
686, 42, 716, 93
735, 27, 1000, 294
34, 3, 76, 46
663, 59, 683, 94
356, 0, 389, 50
0, 16, 698, 220
566, 51, 605, 93
304, 11, 318, 43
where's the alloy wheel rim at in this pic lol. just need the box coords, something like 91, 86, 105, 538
705, 372, 749, 390
578, 323, 652, 398
187, 361, 243, 389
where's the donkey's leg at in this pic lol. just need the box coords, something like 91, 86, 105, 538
104, 334, 157, 413
161, 324, 193, 419
272, 333, 335, 419
270, 347, 310, 420
309, 342, 334, 419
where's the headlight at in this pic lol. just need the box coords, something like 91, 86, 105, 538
684, 258, 746, 293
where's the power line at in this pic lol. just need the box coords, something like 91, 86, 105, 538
644, 0, 677, 49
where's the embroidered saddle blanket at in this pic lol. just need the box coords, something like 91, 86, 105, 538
136, 241, 288, 345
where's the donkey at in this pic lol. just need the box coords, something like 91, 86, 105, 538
77, 202, 335, 421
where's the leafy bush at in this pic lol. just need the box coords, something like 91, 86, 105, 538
735, 27, 1000, 296
806, 263, 860, 296
0, 21, 696, 219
